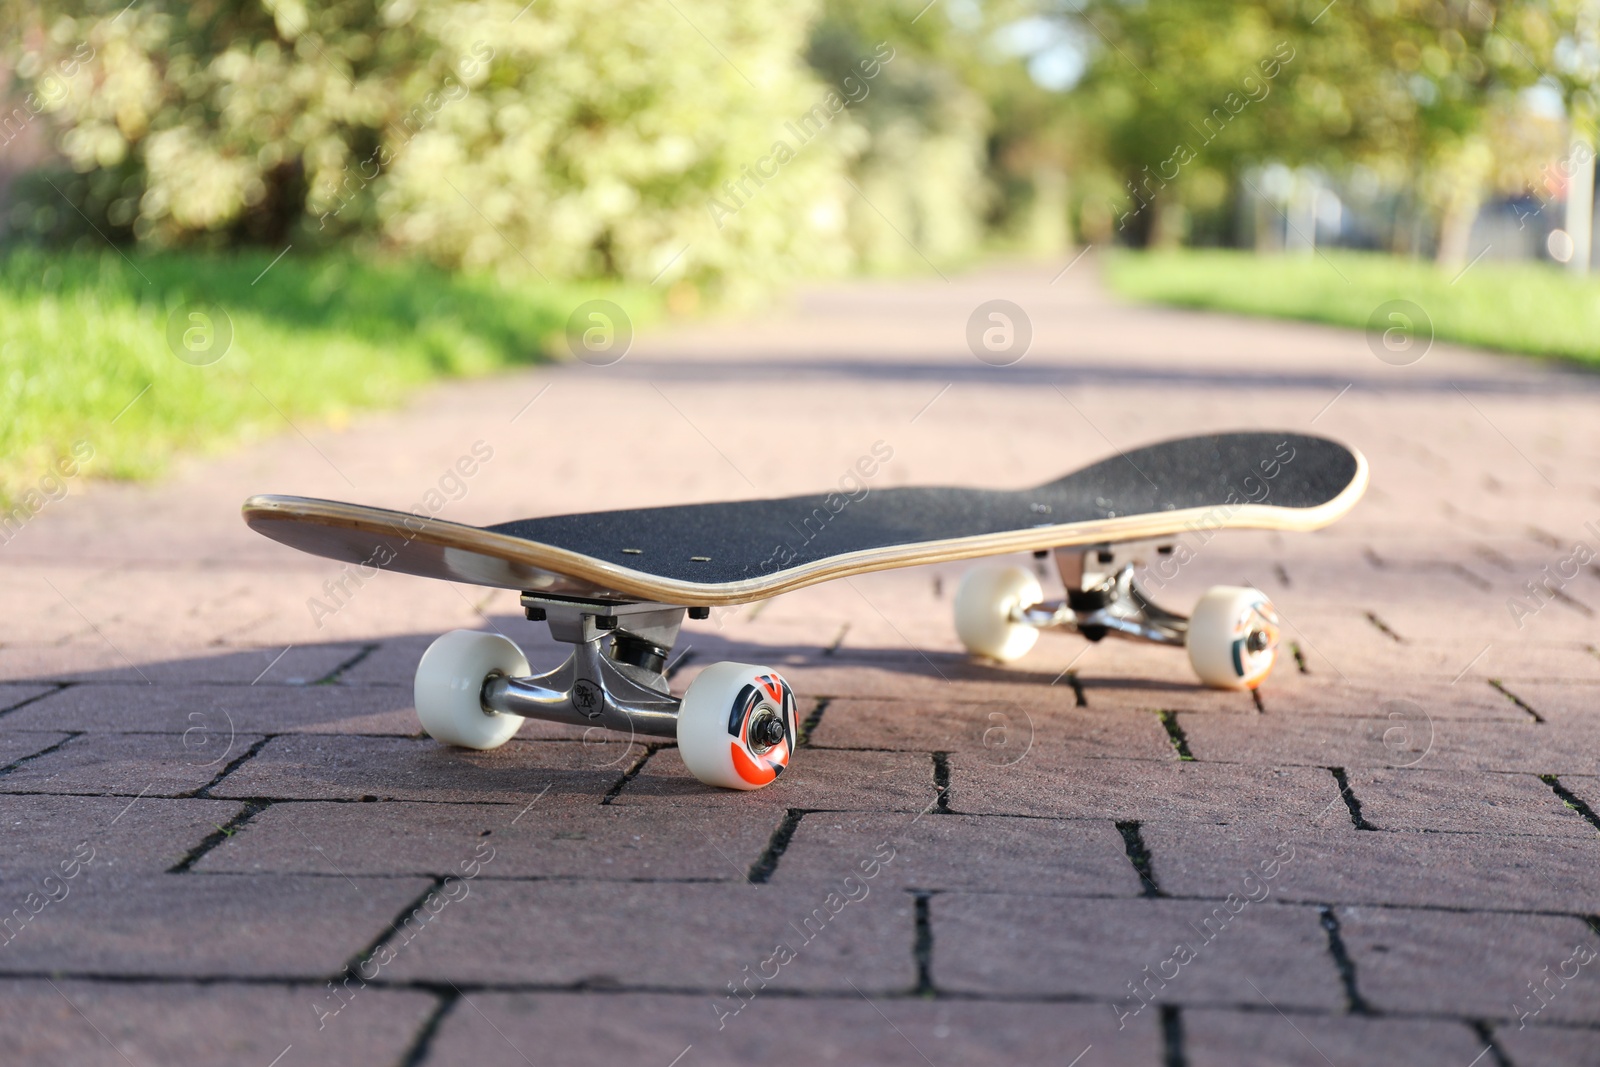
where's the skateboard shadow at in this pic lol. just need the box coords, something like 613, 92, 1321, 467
1, 618, 1217, 736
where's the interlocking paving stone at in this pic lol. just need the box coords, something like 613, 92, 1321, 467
0, 873, 433, 978
1336, 906, 1600, 1021
933, 895, 1346, 1010
768, 811, 1146, 895
1182, 1009, 1490, 1067
1256, 676, 1534, 722
947, 753, 1342, 822
0, 684, 57, 715
1493, 679, 1600, 725
1142, 821, 1600, 911
422, 992, 1160, 1067
1179, 713, 1600, 774
612, 746, 940, 812
196, 799, 786, 880
1343, 769, 1596, 835
0, 979, 438, 1067
0, 642, 370, 687
0, 731, 72, 770
1073, 676, 1259, 715
381, 880, 917, 988
0, 794, 245, 875
209, 734, 638, 804
0, 732, 267, 797
1, 682, 417, 735
804, 697, 1176, 761
1493, 1021, 1600, 1067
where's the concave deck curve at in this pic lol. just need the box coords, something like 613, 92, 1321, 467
243, 431, 1366, 606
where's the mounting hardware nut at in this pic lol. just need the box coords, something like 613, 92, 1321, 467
688, 606, 710, 620
594, 615, 619, 631
525, 607, 547, 622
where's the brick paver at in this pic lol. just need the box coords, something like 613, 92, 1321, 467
3, 257, 1599, 1063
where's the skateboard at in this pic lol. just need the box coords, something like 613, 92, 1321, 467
243, 431, 1366, 790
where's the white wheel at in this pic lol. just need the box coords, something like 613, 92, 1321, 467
677, 662, 797, 790
1186, 586, 1280, 690
414, 630, 529, 749
953, 564, 1044, 662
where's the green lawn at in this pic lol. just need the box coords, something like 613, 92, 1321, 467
1103, 248, 1600, 368
0, 248, 654, 508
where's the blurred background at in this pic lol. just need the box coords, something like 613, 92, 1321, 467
2, 0, 1598, 506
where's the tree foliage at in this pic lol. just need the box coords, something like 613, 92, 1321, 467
1062, 0, 1571, 257
5, 1, 916, 290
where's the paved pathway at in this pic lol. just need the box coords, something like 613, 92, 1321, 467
2, 257, 1599, 1066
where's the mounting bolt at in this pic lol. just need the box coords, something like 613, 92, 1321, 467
1157, 544, 1174, 555
594, 615, 618, 631
524, 607, 547, 621
1097, 550, 1114, 564
688, 606, 710, 620
1033, 549, 1048, 560
748, 710, 786, 752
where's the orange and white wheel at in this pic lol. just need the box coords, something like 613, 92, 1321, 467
1186, 586, 1280, 690
677, 662, 797, 790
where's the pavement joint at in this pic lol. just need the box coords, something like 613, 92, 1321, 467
168, 799, 269, 873
599, 745, 657, 805
1363, 611, 1406, 642
1327, 767, 1376, 831
397, 989, 457, 1067
929, 751, 951, 813
1467, 1020, 1515, 1067
1490, 679, 1545, 722
746, 809, 806, 883
911, 892, 935, 995
796, 697, 832, 746
1160, 1003, 1186, 1067
1115, 820, 1164, 897
313, 642, 381, 685
1318, 906, 1372, 1015
192, 734, 275, 797
1541, 775, 1600, 834
0, 731, 81, 777
1156, 710, 1195, 760
344, 877, 450, 987
0, 682, 72, 719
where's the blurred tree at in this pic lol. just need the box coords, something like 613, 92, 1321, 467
806, 0, 1028, 269
1061, 0, 1564, 263
3, 0, 862, 294
3, 0, 1051, 285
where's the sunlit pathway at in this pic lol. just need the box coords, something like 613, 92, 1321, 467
3, 256, 1598, 1066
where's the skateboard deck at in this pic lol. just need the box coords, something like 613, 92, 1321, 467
243, 431, 1365, 606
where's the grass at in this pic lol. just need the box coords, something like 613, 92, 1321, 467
0, 247, 656, 508
1103, 248, 1600, 368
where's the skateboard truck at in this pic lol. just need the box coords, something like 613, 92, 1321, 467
474, 596, 686, 739
412, 594, 799, 790
1016, 546, 1189, 646
953, 545, 1280, 689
